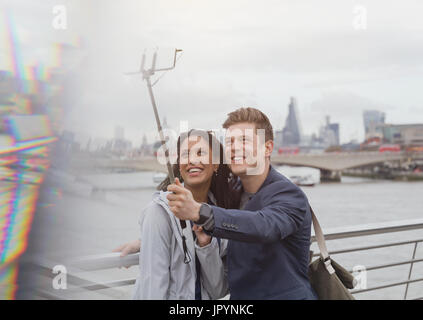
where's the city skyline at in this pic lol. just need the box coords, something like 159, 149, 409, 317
71, 104, 400, 151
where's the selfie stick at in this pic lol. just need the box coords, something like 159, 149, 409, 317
125, 49, 186, 230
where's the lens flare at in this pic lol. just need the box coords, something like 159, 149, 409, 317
1, 9, 67, 299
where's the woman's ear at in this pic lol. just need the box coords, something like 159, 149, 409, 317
213, 164, 219, 173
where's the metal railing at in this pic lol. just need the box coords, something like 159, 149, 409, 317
309, 218, 423, 299
30, 218, 423, 299
311, 237, 423, 299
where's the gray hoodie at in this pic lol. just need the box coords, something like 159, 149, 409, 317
132, 190, 228, 300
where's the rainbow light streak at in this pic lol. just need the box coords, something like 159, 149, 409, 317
0, 180, 39, 265
17, 157, 50, 172
0, 136, 57, 156
2, 11, 24, 82
0, 155, 17, 166
0, 263, 18, 299
9, 94, 32, 115
4, 115, 53, 142
0, 9, 65, 300
0, 142, 55, 299
2, 11, 53, 96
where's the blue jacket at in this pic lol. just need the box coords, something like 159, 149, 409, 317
210, 166, 317, 300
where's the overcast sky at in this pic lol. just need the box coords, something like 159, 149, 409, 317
1, 0, 423, 146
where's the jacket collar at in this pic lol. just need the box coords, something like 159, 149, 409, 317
237, 165, 279, 208
252, 164, 280, 194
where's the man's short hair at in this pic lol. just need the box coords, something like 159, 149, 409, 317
222, 107, 274, 141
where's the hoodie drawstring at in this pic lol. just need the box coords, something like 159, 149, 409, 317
181, 235, 191, 264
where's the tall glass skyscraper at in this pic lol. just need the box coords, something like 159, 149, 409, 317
363, 110, 385, 139
282, 97, 302, 146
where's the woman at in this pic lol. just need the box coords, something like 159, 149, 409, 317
116, 129, 239, 300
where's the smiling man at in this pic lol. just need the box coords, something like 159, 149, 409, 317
167, 107, 317, 300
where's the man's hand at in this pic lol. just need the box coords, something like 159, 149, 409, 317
167, 178, 201, 222
192, 224, 212, 247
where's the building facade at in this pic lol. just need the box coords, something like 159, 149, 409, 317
380, 124, 423, 146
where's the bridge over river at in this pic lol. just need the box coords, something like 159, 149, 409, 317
73, 151, 423, 182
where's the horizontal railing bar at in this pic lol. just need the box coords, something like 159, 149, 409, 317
69, 278, 136, 291
19, 260, 128, 297
75, 256, 423, 292
33, 289, 65, 300
311, 218, 423, 242
351, 277, 423, 294
69, 252, 139, 271
70, 259, 423, 293
20, 261, 105, 287
347, 258, 423, 273
71, 278, 423, 296
312, 239, 423, 257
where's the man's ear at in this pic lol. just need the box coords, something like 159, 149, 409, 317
265, 140, 274, 157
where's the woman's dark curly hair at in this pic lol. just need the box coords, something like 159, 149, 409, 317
157, 129, 240, 209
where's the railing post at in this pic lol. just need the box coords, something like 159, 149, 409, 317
404, 241, 418, 300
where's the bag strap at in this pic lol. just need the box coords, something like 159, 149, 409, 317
309, 205, 335, 274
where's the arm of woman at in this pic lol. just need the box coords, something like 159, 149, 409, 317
194, 226, 229, 299
135, 203, 173, 299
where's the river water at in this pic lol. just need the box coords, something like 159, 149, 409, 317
30, 166, 423, 300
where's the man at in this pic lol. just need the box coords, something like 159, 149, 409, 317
167, 107, 317, 300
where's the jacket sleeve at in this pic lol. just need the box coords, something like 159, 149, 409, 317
195, 237, 229, 299
210, 181, 308, 243
135, 203, 172, 299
